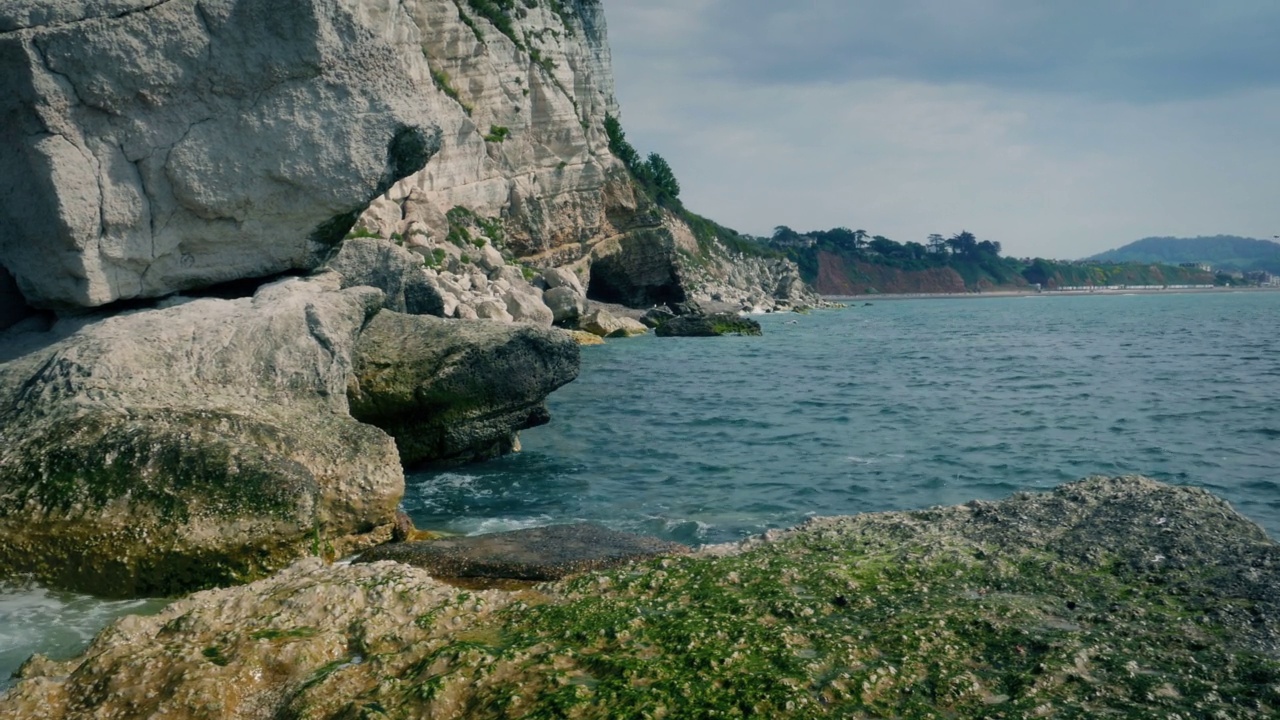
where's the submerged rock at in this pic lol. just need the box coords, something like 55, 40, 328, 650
348, 311, 579, 466
655, 312, 763, 337
6, 477, 1278, 718
356, 523, 690, 581
0, 275, 403, 597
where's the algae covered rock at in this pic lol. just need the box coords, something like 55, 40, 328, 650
0, 275, 404, 597
6, 477, 1279, 719
356, 523, 690, 581
655, 312, 763, 337
348, 311, 579, 466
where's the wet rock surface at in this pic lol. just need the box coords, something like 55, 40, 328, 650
5, 477, 1278, 719
356, 523, 691, 581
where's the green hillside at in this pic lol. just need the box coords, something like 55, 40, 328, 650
761, 227, 1228, 295
1088, 235, 1280, 273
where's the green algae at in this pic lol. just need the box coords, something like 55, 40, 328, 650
313, 524, 1279, 718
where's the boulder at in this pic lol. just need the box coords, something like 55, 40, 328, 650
565, 329, 606, 346
474, 299, 514, 323
655, 312, 763, 337
356, 523, 690, 581
326, 238, 445, 316
348, 312, 579, 466
544, 286, 587, 325
639, 305, 676, 328
502, 286, 554, 326
0, 0, 439, 310
0, 275, 403, 597
540, 267, 585, 295
476, 244, 506, 273
579, 309, 648, 338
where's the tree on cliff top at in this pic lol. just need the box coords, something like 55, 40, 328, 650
604, 114, 681, 209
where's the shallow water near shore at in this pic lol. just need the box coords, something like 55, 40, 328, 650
405, 291, 1280, 544
3, 291, 1278, 691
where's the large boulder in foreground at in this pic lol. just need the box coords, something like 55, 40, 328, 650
356, 523, 690, 581
0, 275, 403, 597
5, 477, 1279, 718
0, 0, 438, 311
349, 312, 579, 466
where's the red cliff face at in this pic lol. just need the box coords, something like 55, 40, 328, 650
815, 252, 971, 295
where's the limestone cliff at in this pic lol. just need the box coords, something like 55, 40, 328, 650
352, 0, 818, 312
0, 0, 816, 329
0, 0, 441, 314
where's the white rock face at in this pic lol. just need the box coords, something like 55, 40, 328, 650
0, 0, 444, 310
362, 0, 632, 260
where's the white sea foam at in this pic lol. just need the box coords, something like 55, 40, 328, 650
0, 581, 167, 691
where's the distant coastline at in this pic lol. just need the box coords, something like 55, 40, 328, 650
825, 286, 1280, 302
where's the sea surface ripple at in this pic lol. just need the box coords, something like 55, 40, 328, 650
405, 292, 1280, 545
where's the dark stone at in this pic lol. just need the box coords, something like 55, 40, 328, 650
356, 523, 689, 580
639, 305, 675, 329
0, 265, 33, 331
587, 227, 687, 308
392, 510, 416, 543
381, 125, 440, 195
655, 312, 763, 337
326, 238, 446, 316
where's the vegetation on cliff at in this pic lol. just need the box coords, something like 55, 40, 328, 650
603, 115, 781, 261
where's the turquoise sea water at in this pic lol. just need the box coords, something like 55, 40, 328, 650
405, 291, 1280, 544
3, 290, 1278, 691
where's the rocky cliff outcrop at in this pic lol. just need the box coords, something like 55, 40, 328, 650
0, 0, 443, 317
0, 0, 815, 329
349, 311, 578, 466
0, 270, 581, 596
345, 0, 815, 313
6, 478, 1277, 718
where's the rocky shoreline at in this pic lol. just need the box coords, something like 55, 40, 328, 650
3, 477, 1277, 718
1, 2, 1276, 718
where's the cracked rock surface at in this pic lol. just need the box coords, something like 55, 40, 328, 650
0, 0, 440, 312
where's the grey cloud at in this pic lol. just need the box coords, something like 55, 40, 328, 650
612, 0, 1280, 102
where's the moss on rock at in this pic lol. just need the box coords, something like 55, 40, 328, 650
4, 477, 1278, 717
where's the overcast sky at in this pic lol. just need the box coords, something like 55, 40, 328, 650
603, 0, 1280, 259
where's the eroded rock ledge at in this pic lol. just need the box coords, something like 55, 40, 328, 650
0, 270, 579, 597
5, 477, 1276, 718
